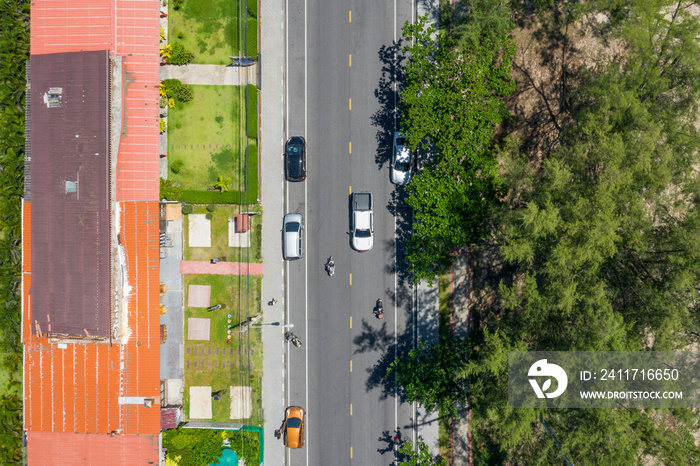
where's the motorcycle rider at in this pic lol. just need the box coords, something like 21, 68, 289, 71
326, 256, 335, 276
376, 299, 384, 319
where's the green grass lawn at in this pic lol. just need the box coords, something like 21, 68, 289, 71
168, 85, 254, 191
182, 204, 262, 263
182, 274, 263, 424
168, 0, 257, 64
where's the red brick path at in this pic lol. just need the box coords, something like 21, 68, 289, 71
179, 261, 263, 275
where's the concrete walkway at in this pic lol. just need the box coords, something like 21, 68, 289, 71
416, 279, 440, 456
179, 261, 263, 275
452, 252, 471, 465
160, 63, 257, 86
258, 0, 286, 464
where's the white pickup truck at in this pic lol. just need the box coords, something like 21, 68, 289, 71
351, 192, 373, 251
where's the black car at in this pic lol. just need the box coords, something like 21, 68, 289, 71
285, 136, 306, 181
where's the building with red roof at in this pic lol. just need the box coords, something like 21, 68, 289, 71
22, 0, 162, 463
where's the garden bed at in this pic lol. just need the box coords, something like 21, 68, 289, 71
182, 204, 262, 263
167, 85, 254, 192
182, 273, 263, 424
168, 0, 258, 64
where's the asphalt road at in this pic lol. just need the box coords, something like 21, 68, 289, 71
284, 0, 417, 464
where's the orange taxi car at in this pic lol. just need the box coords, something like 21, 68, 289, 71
284, 406, 305, 448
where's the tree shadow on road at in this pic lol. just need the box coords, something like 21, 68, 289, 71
371, 40, 406, 170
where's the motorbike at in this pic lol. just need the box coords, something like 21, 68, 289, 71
325, 256, 335, 276
375, 299, 384, 319
285, 331, 302, 347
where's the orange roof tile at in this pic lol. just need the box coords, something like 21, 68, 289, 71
24, 201, 161, 436
26, 431, 160, 465
25, 1, 163, 461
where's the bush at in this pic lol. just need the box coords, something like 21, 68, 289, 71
181, 204, 193, 215
180, 190, 242, 204
160, 96, 168, 108
172, 0, 184, 10
170, 42, 194, 65
205, 213, 213, 220
160, 178, 183, 200
160, 118, 166, 133
162, 79, 182, 97
177, 32, 184, 39
206, 204, 215, 212
171, 159, 183, 174
177, 84, 193, 102
247, 85, 258, 137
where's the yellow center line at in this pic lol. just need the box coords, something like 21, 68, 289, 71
350, 403, 353, 415
349, 10, 352, 22
349, 54, 352, 67
349, 141, 352, 154
350, 360, 353, 372
349, 316, 352, 329
351, 447, 353, 459
349, 185, 352, 194
349, 98, 352, 110
349, 273, 352, 285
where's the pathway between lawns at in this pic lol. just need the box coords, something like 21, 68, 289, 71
180, 261, 262, 275
160, 64, 256, 86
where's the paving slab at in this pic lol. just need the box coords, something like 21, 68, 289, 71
188, 214, 211, 247
228, 218, 251, 247
187, 317, 211, 341
230, 386, 252, 419
187, 284, 212, 307
179, 260, 262, 275
189, 386, 213, 419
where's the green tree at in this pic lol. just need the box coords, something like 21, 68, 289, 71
386, 337, 470, 417
163, 427, 224, 465
399, 15, 515, 282
214, 175, 231, 193
398, 437, 446, 466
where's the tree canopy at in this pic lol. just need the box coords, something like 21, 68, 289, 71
396, 0, 700, 463
400, 14, 515, 282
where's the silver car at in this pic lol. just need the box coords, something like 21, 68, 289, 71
283, 213, 303, 260
391, 131, 412, 185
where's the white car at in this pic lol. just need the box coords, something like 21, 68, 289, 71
282, 213, 303, 260
351, 192, 373, 252
391, 132, 412, 185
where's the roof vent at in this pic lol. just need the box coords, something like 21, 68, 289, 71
43, 87, 63, 108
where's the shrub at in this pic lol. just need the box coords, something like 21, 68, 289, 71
180, 190, 242, 204
162, 79, 182, 97
160, 178, 183, 201
170, 42, 194, 65
206, 204, 215, 212
160, 96, 168, 108
177, 84, 193, 102
160, 118, 166, 133
181, 204, 193, 215
177, 32, 184, 39
171, 159, 183, 174
172, 0, 184, 10
247, 85, 258, 137
205, 213, 213, 220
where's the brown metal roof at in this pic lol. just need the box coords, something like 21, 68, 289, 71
28, 51, 111, 338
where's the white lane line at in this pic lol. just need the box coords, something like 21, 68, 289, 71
393, 0, 399, 446
304, 0, 309, 464
284, 1, 290, 464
